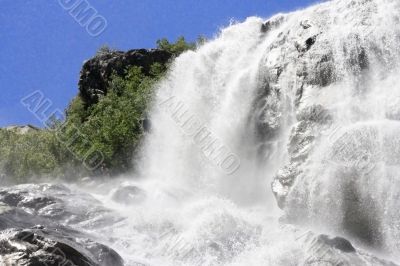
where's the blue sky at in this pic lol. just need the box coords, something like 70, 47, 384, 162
0, 0, 320, 127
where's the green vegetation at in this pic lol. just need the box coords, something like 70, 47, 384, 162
96, 44, 118, 56
0, 129, 63, 182
0, 37, 196, 182
63, 64, 165, 175
156, 36, 196, 55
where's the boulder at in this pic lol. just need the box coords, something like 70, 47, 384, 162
0, 227, 124, 266
111, 185, 146, 205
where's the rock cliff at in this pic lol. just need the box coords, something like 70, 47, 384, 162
78, 49, 172, 106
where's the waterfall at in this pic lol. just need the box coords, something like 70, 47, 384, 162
139, 17, 290, 208
125, 0, 400, 264
4, 0, 399, 265
95, 0, 400, 264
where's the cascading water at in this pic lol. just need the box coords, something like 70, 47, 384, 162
2, 0, 400, 265
138, 17, 289, 208
105, 17, 293, 265
97, 0, 400, 264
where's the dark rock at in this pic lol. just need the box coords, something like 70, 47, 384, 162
111, 185, 146, 205
261, 16, 284, 34
357, 48, 369, 70
318, 234, 356, 253
0, 184, 121, 228
305, 36, 317, 50
280, 228, 398, 266
310, 53, 336, 87
142, 118, 152, 133
250, 82, 282, 143
79, 49, 172, 106
260, 22, 270, 33
0, 184, 126, 266
295, 35, 318, 53
300, 20, 312, 29
0, 228, 124, 266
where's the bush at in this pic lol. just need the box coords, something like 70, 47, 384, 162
0, 129, 62, 182
62, 64, 165, 175
96, 44, 117, 56
156, 36, 196, 55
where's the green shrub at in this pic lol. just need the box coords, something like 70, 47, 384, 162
62, 64, 164, 175
0, 129, 62, 182
156, 36, 196, 55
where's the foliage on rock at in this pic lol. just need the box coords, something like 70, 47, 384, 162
0, 38, 195, 182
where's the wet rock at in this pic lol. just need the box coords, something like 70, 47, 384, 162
261, 16, 284, 33
305, 36, 317, 50
260, 23, 269, 33
271, 164, 300, 209
0, 184, 121, 228
141, 118, 152, 133
308, 53, 336, 87
0, 184, 126, 265
252, 84, 282, 142
317, 235, 356, 253
111, 185, 146, 205
0, 228, 124, 266
295, 230, 398, 266
295, 34, 319, 53
300, 20, 313, 29
296, 104, 331, 123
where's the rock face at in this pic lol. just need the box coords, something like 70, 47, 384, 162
256, 0, 400, 256
0, 184, 124, 266
78, 49, 172, 106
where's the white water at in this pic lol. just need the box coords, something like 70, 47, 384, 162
139, 17, 286, 208
109, 18, 291, 265
81, 0, 400, 265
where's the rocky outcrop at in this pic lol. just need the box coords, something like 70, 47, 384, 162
78, 49, 172, 106
0, 184, 125, 266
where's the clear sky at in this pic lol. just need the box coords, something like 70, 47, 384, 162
0, 0, 321, 127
